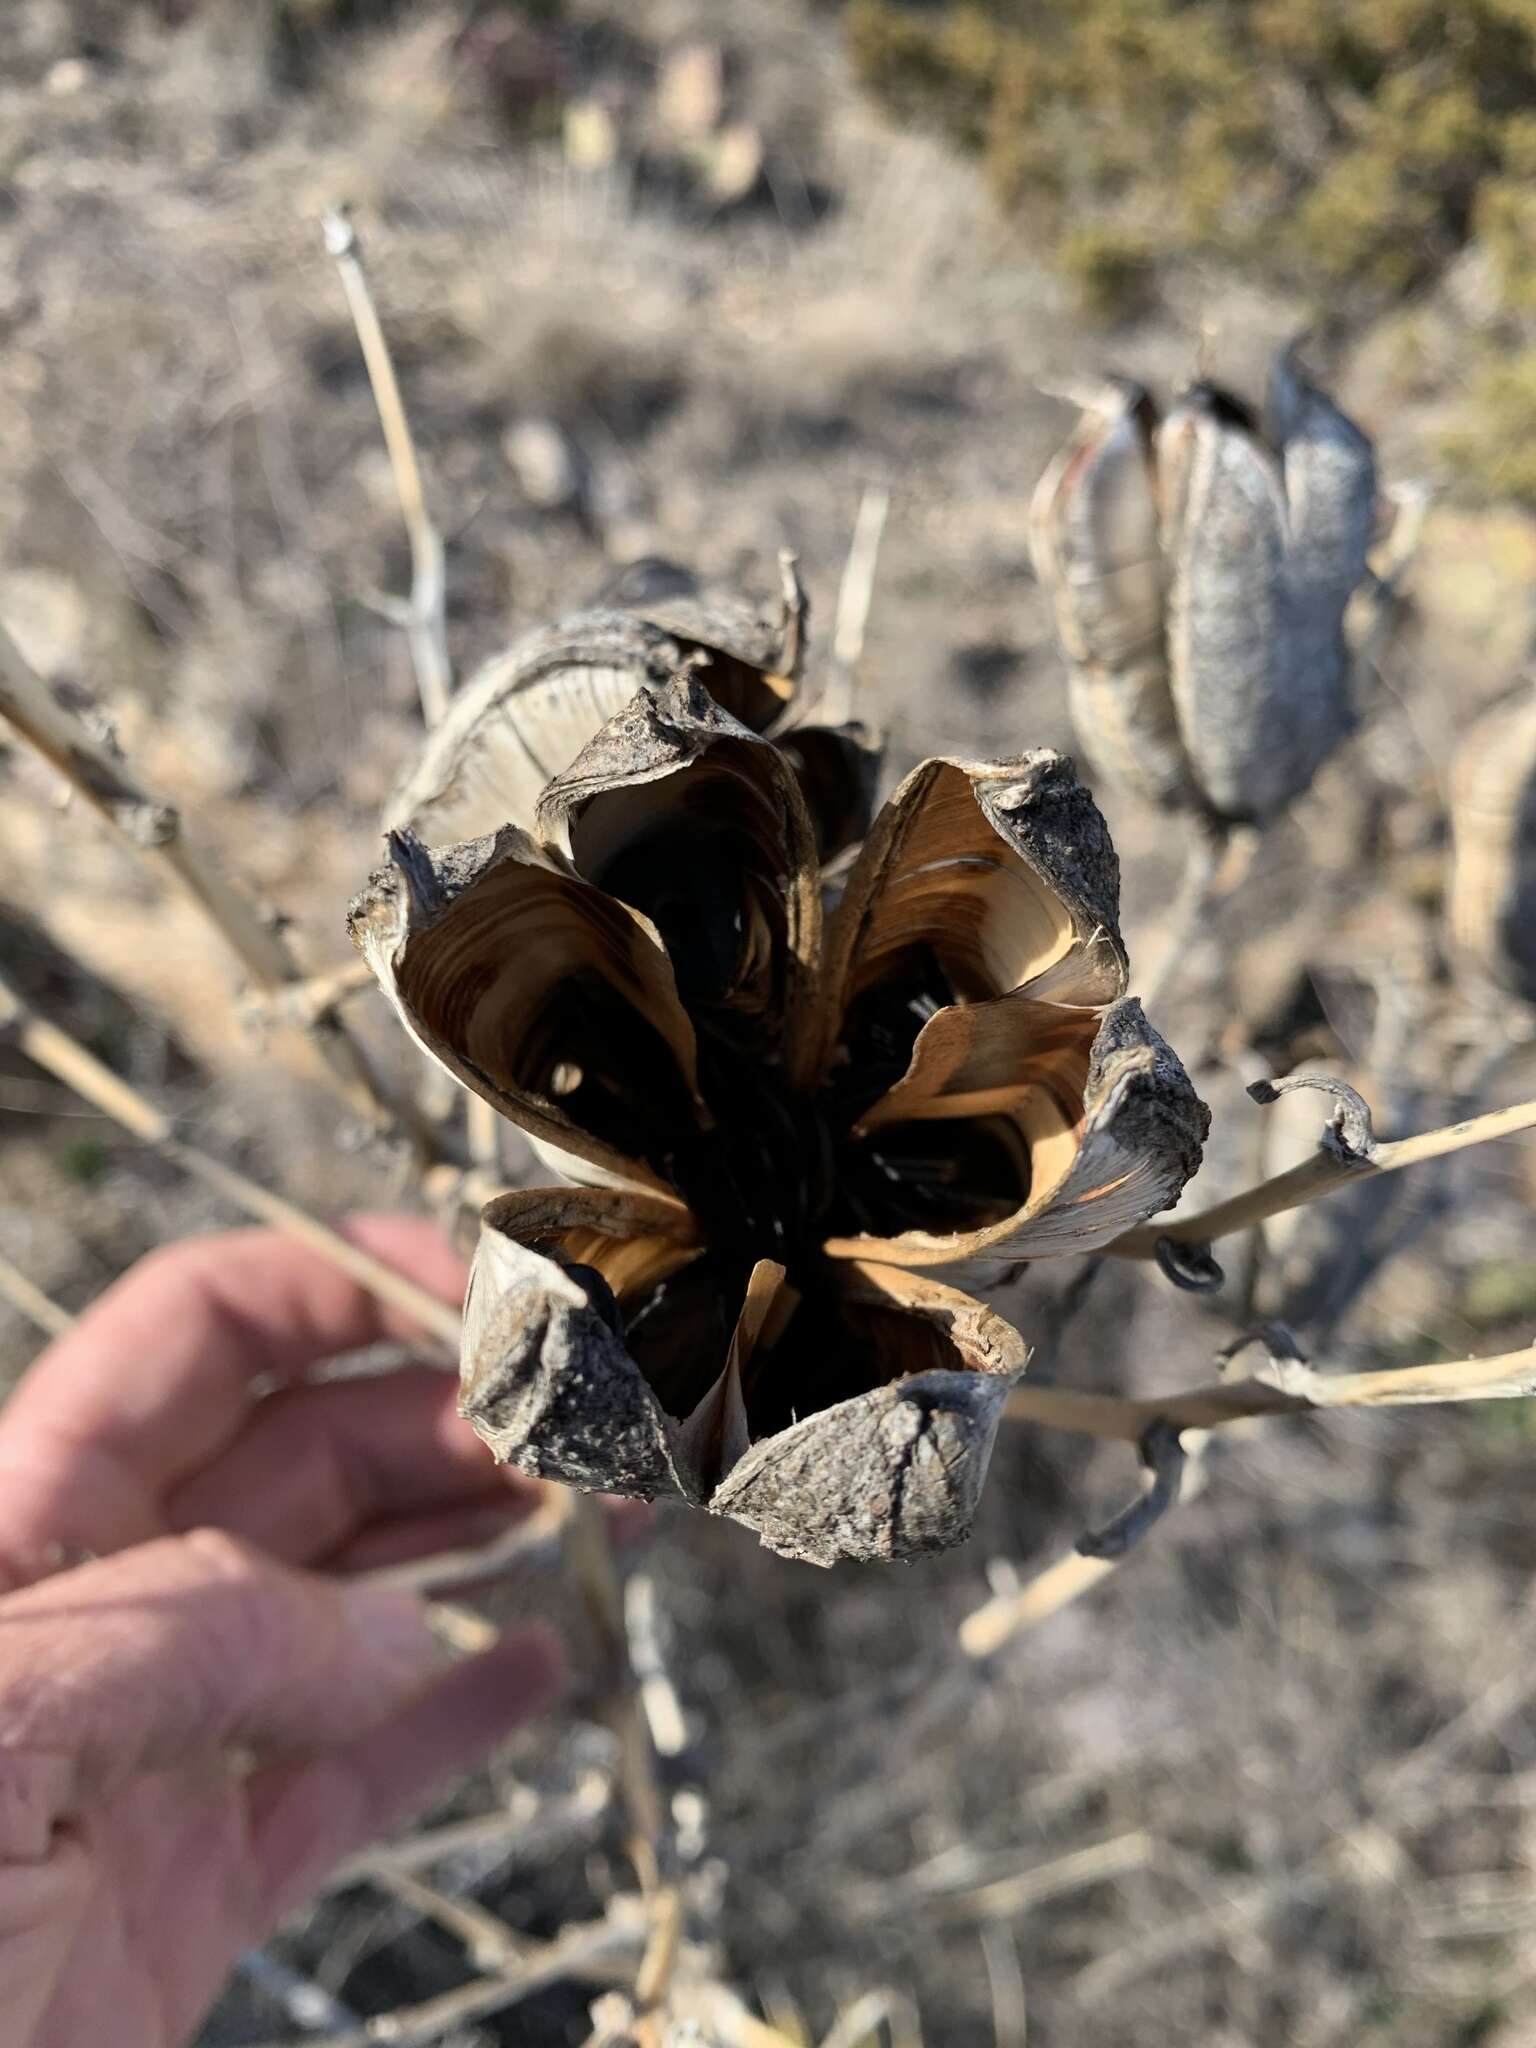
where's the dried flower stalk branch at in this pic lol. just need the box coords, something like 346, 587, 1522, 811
966, 1335, 1535, 1658
323, 1778, 612, 1894
0, 1250, 74, 1339
240, 1906, 646, 2048
960, 1550, 1121, 1659
241, 956, 376, 1033
1005, 1337, 1536, 1442
824, 483, 890, 724
0, 618, 434, 1152
562, 1489, 684, 2027
0, 967, 460, 1347
1108, 1076, 1536, 1269
323, 207, 451, 726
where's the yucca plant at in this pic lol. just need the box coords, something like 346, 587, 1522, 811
354, 667, 1208, 1563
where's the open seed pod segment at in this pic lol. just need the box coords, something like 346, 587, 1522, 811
1030, 345, 1377, 825
352, 596, 1208, 1566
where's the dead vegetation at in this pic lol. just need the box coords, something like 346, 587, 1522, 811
5, 4, 1536, 2045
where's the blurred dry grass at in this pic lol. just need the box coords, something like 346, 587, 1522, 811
3, 3, 1536, 2043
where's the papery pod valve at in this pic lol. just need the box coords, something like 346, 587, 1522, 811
1029, 345, 1377, 826
386, 556, 809, 847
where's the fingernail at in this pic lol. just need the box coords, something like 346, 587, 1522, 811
340, 1582, 445, 1680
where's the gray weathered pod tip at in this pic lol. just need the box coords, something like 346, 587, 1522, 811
459, 1207, 1028, 1568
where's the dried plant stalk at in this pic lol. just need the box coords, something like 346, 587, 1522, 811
239, 1907, 646, 2048
0, 967, 460, 1347
824, 483, 890, 724
1004, 1339, 1536, 1441
0, 1251, 74, 1339
0, 618, 434, 1152
1108, 1078, 1536, 1265
967, 1335, 1536, 1658
324, 208, 451, 726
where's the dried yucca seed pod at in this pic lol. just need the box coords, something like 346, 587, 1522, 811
1448, 685, 1536, 1004
351, 676, 1208, 1565
386, 556, 807, 848
1029, 345, 1376, 825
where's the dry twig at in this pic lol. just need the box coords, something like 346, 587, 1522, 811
1109, 1075, 1536, 1272
325, 1776, 613, 1896
0, 617, 434, 1152
323, 208, 451, 727
0, 968, 460, 1347
979, 1926, 1027, 2048
0, 1250, 74, 1339
823, 484, 889, 724
241, 1907, 646, 2048
968, 1324, 1536, 1658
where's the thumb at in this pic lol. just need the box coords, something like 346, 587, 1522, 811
0, 1529, 446, 1851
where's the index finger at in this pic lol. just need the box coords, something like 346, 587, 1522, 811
0, 1216, 467, 1502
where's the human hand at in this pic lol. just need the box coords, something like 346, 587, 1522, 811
0, 1216, 568, 2048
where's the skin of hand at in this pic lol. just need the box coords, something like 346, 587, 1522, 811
0, 1215, 579, 2048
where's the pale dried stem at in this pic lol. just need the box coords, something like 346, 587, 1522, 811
324, 1779, 612, 1894
362, 1490, 569, 1599
563, 1492, 682, 2017
0, 1251, 74, 1338
240, 1909, 645, 2048
959, 1543, 1120, 1661
0, 969, 461, 1348
1132, 821, 1227, 1013
819, 1991, 895, 2048
0, 618, 434, 1153
369, 1864, 526, 1972
925, 1832, 1155, 1922
970, 1337, 1536, 1656
242, 957, 376, 1032
626, 1572, 691, 1760
1005, 1341, 1536, 1442
979, 1925, 1028, 2048
1109, 1092, 1536, 1261
667, 1984, 806, 2048
465, 1094, 502, 1178
323, 208, 451, 726
824, 484, 889, 725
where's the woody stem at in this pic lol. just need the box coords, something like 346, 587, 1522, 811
1108, 1094, 1536, 1264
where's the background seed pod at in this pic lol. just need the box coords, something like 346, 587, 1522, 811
1448, 685, 1536, 1003
1028, 379, 1190, 809
1033, 353, 1377, 826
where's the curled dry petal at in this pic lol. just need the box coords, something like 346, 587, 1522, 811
461, 1218, 686, 1499
1448, 686, 1536, 1003
348, 824, 706, 1193
775, 720, 882, 864
387, 560, 806, 848
535, 673, 822, 1065
814, 748, 1127, 1066
1031, 350, 1376, 825
460, 1199, 1027, 1565
710, 1262, 1026, 1566
822, 997, 1209, 1270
